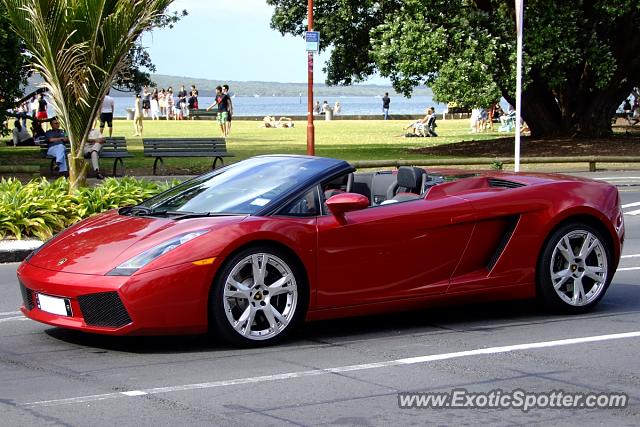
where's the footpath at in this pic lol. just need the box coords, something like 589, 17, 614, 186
1, 171, 639, 263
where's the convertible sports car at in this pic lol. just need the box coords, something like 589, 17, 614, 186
17, 155, 624, 346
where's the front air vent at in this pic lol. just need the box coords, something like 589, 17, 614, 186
19, 282, 35, 310
78, 292, 132, 328
488, 178, 526, 189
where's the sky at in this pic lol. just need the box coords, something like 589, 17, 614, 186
142, 0, 367, 84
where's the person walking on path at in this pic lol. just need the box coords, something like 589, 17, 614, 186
382, 92, 390, 120
99, 90, 115, 137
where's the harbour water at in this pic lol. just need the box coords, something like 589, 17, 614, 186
109, 95, 445, 118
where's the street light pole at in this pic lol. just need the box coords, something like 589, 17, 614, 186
307, 0, 315, 156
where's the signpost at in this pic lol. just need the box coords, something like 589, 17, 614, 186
305, 31, 320, 52
514, 0, 524, 172
306, 1, 315, 156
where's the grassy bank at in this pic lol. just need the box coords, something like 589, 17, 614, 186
1, 118, 505, 175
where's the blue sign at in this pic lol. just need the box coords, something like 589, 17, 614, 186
306, 31, 320, 52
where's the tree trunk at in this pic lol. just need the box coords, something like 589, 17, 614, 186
67, 153, 88, 192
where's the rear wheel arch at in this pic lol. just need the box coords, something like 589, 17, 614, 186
535, 215, 614, 313
542, 213, 616, 260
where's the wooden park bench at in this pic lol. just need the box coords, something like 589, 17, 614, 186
142, 137, 234, 175
188, 109, 218, 120
39, 136, 132, 176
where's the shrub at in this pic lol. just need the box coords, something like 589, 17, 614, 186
0, 177, 178, 240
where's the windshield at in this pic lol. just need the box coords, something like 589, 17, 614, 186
136, 156, 329, 215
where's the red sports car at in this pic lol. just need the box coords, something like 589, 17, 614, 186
17, 155, 625, 346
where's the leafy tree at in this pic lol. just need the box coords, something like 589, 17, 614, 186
268, 0, 640, 137
112, 9, 187, 93
2, 0, 173, 190
0, 2, 29, 134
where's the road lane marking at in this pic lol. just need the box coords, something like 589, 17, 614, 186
617, 267, 640, 272
0, 316, 28, 323
621, 254, 640, 258
23, 330, 640, 408
621, 201, 640, 208
625, 209, 640, 216
0, 311, 21, 316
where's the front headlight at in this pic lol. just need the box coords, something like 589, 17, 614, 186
106, 230, 208, 276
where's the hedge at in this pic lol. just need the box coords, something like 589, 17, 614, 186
0, 177, 178, 240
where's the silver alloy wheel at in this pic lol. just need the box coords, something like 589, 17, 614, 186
222, 253, 298, 341
549, 230, 608, 306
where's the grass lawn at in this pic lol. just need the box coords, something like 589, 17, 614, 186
0, 118, 505, 175
2, 118, 637, 176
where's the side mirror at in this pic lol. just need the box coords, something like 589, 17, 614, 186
326, 193, 369, 222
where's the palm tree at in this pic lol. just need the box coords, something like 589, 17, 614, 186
2, 0, 173, 190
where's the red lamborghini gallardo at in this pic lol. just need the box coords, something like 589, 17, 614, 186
17, 155, 624, 346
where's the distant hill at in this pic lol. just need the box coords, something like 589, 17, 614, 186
25, 73, 432, 98
146, 74, 433, 98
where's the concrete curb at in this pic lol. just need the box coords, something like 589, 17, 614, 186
0, 249, 35, 264
0, 240, 42, 264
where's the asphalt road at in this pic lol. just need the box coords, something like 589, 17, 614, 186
0, 185, 639, 426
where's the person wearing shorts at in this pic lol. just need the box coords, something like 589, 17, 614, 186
206, 86, 230, 137
223, 84, 233, 135
36, 94, 48, 120
99, 90, 115, 137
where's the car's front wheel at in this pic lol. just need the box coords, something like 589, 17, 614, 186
537, 222, 612, 313
210, 246, 308, 347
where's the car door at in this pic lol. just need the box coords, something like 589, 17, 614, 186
316, 196, 476, 308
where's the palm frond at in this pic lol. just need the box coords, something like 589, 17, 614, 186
1, 0, 173, 185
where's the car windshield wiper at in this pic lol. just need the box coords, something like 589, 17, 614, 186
148, 211, 231, 220
163, 211, 213, 220
121, 206, 153, 216
123, 208, 233, 219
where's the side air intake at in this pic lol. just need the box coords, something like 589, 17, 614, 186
488, 178, 526, 189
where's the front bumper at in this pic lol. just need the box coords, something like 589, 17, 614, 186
17, 261, 215, 335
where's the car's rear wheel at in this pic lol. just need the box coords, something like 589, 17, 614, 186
210, 246, 308, 347
537, 222, 612, 313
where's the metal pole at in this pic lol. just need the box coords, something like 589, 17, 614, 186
307, 0, 315, 156
514, 0, 524, 172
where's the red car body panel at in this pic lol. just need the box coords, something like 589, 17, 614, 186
16, 158, 624, 337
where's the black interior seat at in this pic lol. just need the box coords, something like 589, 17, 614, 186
386, 166, 427, 200
323, 173, 354, 199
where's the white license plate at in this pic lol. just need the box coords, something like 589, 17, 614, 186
37, 293, 71, 316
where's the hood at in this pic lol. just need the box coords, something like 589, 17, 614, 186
27, 210, 246, 275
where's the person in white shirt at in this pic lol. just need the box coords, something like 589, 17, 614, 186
83, 128, 106, 179
99, 91, 115, 137
11, 120, 34, 146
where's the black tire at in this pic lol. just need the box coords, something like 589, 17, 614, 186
537, 222, 613, 314
210, 246, 308, 347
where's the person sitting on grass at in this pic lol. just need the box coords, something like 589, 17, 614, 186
405, 108, 437, 137
44, 117, 68, 177
425, 107, 438, 137
10, 120, 35, 146
259, 116, 295, 128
